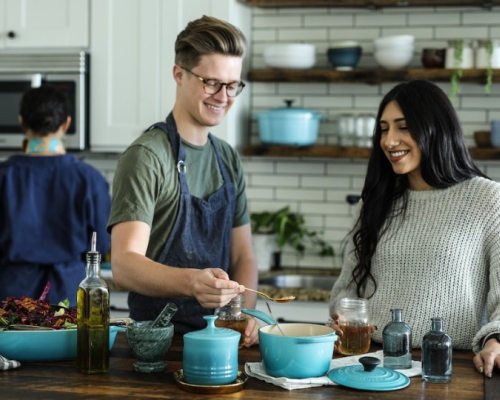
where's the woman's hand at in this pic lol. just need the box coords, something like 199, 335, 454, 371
242, 316, 260, 347
473, 338, 500, 378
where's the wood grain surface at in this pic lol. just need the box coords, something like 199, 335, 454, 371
1, 332, 494, 399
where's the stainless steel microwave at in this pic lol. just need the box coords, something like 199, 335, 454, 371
0, 52, 89, 151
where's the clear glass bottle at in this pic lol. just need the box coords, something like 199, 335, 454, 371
421, 317, 452, 383
382, 309, 412, 369
337, 297, 371, 356
77, 232, 110, 374
214, 294, 248, 348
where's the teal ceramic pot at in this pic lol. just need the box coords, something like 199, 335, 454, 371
183, 315, 240, 385
242, 308, 337, 378
256, 100, 324, 146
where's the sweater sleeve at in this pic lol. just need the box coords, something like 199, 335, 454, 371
471, 182, 500, 353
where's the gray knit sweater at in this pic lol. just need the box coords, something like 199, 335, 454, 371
329, 177, 500, 353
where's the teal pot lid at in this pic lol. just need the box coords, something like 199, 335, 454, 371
184, 315, 239, 341
328, 356, 410, 391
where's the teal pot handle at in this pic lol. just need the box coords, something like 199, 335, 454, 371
295, 333, 337, 344
242, 308, 275, 325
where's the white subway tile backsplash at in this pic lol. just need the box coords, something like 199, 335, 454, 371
409, 12, 460, 26
356, 13, 407, 27
276, 161, 326, 174
328, 28, 380, 41
304, 14, 354, 28
253, 15, 302, 29
463, 11, 500, 25
436, 26, 488, 39
301, 175, 350, 189
252, 174, 300, 187
278, 28, 328, 41
276, 188, 325, 201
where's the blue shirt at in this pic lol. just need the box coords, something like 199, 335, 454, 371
0, 154, 111, 305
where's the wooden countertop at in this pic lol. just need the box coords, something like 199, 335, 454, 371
2, 332, 498, 399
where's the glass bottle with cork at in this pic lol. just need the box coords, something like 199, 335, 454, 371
382, 308, 412, 369
77, 232, 110, 374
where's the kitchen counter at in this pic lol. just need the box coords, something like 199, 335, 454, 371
2, 332, 498, 399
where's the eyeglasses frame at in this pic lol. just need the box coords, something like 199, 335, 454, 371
181, 67, 245, 97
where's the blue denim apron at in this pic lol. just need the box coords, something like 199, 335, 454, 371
128, 113, 236, 334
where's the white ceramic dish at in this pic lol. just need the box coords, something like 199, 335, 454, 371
374, 48, 414, 69
374, 35, 415, 50
263, 43, 316, 69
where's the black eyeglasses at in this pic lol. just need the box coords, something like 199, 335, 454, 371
182, 67, 245, 97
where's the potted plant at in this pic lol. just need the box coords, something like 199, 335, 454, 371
250, 206, 334, 271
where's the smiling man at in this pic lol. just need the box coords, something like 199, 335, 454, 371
107, 15, 259, 345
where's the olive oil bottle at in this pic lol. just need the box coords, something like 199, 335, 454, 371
77, 232, 110, 374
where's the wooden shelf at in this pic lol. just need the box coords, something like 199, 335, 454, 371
248, 68, 500, 84
243, 145, 500, 160
239, 0, 499, 8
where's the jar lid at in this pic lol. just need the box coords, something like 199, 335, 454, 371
328, 357, 410, 391
259, 99, 323, 118
184, 315, 240, 342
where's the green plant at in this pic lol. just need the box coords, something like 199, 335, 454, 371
485, 39, 493, 95
449, 39, 463, 102
250, 206, 334, 257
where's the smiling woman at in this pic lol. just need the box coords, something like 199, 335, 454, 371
328, 79, 500, 379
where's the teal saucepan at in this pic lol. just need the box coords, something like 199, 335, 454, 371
242, 308, 337, 378
0, 325, 125, 361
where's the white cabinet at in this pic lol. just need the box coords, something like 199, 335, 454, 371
0, 0, 89, 49
89, 0, 251, 153
256, 300, 330, 325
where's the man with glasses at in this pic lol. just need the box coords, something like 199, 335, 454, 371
107, 15, 259, 345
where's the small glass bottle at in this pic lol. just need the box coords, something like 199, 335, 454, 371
214, 294, 248, 348
77, 232, 110, 374
337, 297, 371, 356
382, 309, 412, 369
421, 317, 452, 383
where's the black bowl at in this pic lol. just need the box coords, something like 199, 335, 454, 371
327, 47, 362, 70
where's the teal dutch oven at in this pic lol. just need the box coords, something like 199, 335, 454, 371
243, 308, 337, 379
256, 100, 325, 146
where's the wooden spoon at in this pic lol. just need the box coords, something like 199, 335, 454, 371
245, 287, 295, 303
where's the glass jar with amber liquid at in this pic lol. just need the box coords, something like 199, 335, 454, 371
214, 294, 248, 348
77, 232, 110, 374
337, 297, 371, 356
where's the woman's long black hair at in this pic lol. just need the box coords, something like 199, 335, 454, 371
351, 80, 488, 298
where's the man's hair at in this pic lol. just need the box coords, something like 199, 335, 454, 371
175, 15, 246, 69
19, 86, 70, 136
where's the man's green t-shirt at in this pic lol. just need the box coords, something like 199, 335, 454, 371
107, 127, 249, 260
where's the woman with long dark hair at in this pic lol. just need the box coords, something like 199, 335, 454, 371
329, 80, 500, 377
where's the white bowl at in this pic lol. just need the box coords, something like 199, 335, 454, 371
264, 43, 316, 69
374, 35, 415, 50
374, 48, 414, 69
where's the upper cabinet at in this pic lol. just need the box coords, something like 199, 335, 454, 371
0, 0, 89, 49
89, 0, 251, 153
238, 0, 500, 8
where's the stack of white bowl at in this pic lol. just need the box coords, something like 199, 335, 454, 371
373, 35, 415, 69
263, 43, 316, 69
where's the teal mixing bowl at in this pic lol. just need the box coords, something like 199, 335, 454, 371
0, 326, 124, 361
